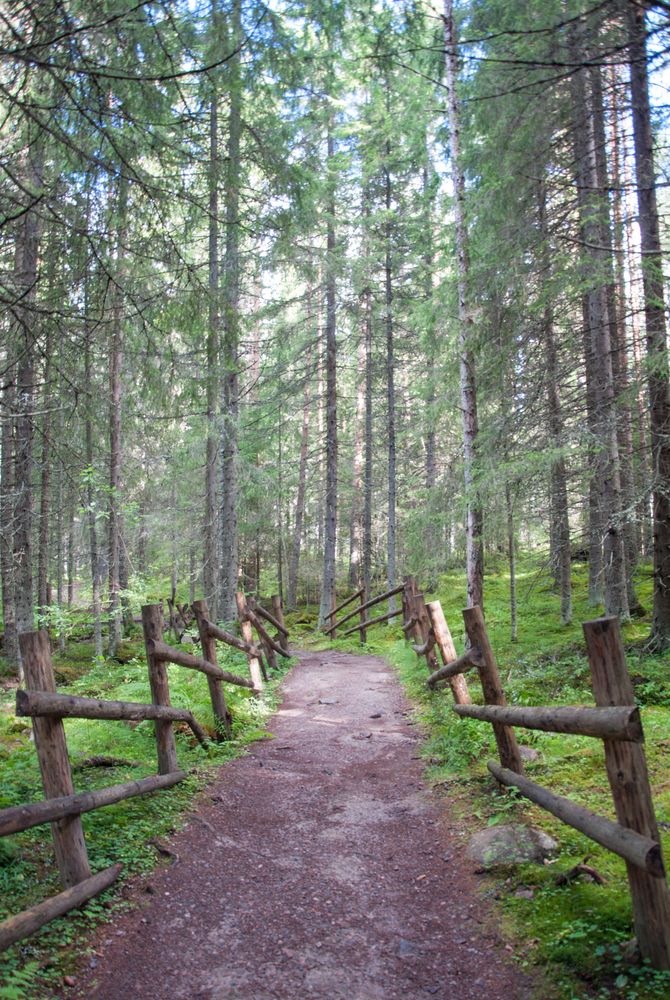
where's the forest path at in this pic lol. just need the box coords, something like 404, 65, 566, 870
71, 650, 532, 1000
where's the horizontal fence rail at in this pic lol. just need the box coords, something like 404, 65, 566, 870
1, 591, 292, 953
414, 601, 670, 971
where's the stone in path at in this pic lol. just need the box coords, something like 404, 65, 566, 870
70, 650, 533, 1000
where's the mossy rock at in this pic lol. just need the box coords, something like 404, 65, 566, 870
112, 640, 141, 663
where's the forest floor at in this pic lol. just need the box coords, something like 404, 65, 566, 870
66, 648, 535, 1000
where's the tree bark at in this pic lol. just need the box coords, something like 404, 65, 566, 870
627, 5, 670, 648
108, 172, 127, 655
12, 141, 44, 679
287, 314, 312, 609
204, 12, 220, 617
219, 0, 242, 622
384, 136, 397, 616
444, 0, 484, 611
318, 124, 338, 626
570, 26, 628, 619
0, 360, 17, 665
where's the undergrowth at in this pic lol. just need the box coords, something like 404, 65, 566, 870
330, 557, 670, 1000
0, 628, 293, 999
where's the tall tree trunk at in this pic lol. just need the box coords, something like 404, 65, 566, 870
590, 60, 640, 615
0, 362, 17, 664
318, 125, 338, 626
348, 323, 366, 589
204, 19, 220, 618
362, 270, 373, 602
444, 0, 484, 610
12, 140, 43, 680
219, 0, 242, 622
627, 6, 670, 648
570, 27, 628, 619
287, 316, 312, 609
384, 139, 397, 615
84, 319, 103, 659
423, 162, 436, 493
538, 185, 572, 624
108, 173, 127, 656
37, 270, 54, 612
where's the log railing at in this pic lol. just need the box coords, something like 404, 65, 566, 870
0, 628, 191, 954
1, 596, 291, 954
324, 583, 404, 639
435, 611, 670, 970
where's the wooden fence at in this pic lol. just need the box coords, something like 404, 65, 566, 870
422, 607, 670, 970
0, 594, 291, 953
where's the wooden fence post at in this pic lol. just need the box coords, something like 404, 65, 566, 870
19, 630, 91, 888
235, 592, 264, 691
427, 601, 472, 705
271, 595, 289, 653
141, 605, 179, 775
192, 599, 232, 740
583, 617, 670, 969
359, 588, 367, 644
462, 606, 523, 774
413, 592, 440, 674
330, 591, 337, 639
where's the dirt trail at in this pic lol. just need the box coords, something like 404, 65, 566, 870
70, 650, 531, 1000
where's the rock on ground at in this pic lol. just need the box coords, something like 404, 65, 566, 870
466, 824, 558, 868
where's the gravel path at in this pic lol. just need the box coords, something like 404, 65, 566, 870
70, 649, 532, 1000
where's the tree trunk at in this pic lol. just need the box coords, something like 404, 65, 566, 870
108, 173, 127, 655
0, 361, 17, 665
363, 268, 373, 602
444, 0, 483, 610
627, 5, 670, 648
348, 319, 366, 589
570, 27, 628, 619
287, 316, 312, 609
219, 0, 242, 622
384, 139, 397, 616
538, 181, 572, 624
12, 141, 43, 679
204, 16, 220, 618
318, 125, 338, 626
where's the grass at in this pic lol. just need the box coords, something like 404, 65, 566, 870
0, 626, 294, 999
328, 556, 670, 1000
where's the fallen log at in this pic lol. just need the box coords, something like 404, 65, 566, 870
488, 761, 665, 877
147, 640, 256, 689
0, 772, 186, 837
426, 647, 483, 688
0, 865, 122, 954
453, 703, 643, 742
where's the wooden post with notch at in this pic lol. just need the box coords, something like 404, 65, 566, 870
141, 604, 179, 774
462, 606, 523, 774
235, 592, 264, 691
271, 595, 289, 653
192, 599, 232, 739
19, 630, 91, 888
426, 600, 471, 705
583, 617, 670, 969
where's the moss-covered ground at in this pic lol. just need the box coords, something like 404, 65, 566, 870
325, 558, 670, 1000
0, 620, 296, 999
